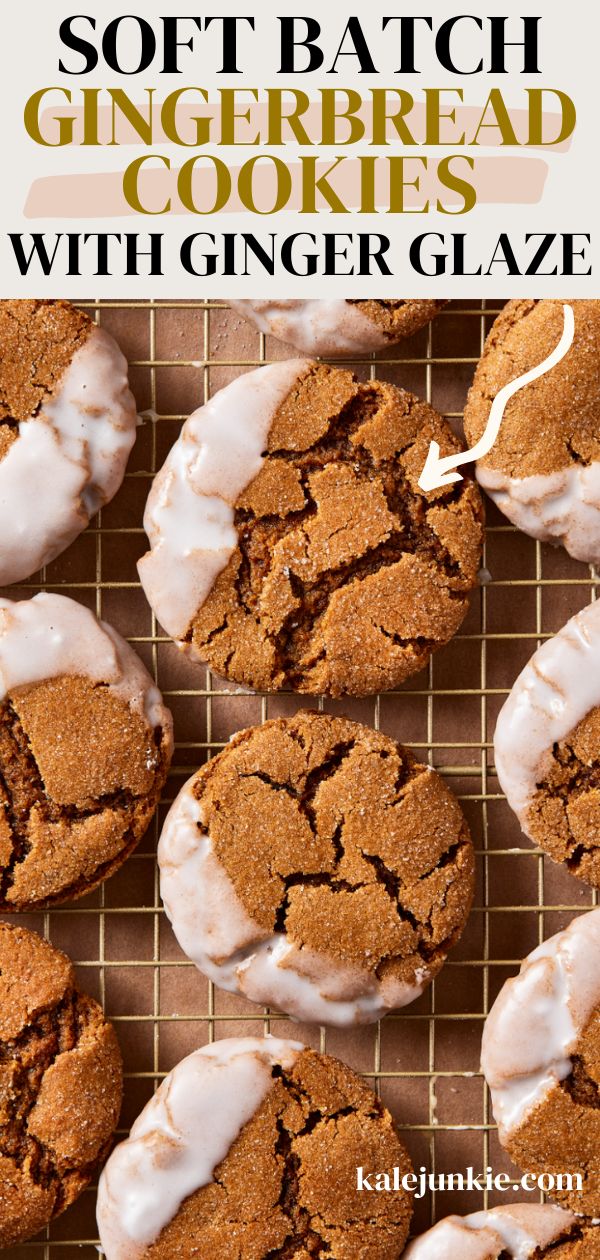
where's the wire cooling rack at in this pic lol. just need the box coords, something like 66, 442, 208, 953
6, 299, 599, 1258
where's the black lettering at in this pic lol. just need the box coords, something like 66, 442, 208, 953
382, 16, 433, 73
161, 17, 202, 74
563, 233, 591, 276
124, 233, 163, 275
409, 233, 446, 277
525, 233, 557, 276
102, 16, 156, 75
58, 15, 98, 74
204, 17, 255, 72
485, 233, 521, 276
279, 17, 323, 73
490, 17, 541, 73
9, 233, 63, 275
359, 234, 392, 275
329, 18, 377, 74
436, 16, 484, 75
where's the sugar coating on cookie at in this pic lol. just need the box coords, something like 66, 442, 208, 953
481, 908, 600, 1215
404, 1205, 586, 1259
0, 592, 173, 910
97, 1036, 413, 1260
0, 299, 138, 584
139, 360, 484, 697
230, 298, 447, 357
495, 599, 600, 886
0, 921, 122, 1249
464, 299, 600, 565
159, 712, 474, 1026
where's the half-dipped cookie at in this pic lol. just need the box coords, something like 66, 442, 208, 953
230, 298, 447, 357
481, 908, 600, 1216
139, 359, 484, 696
158, 712, 475, 1026
404, 1205, 600, 1259
495, 598, 600, 887
0, 299, 138, 584
0, 592, 173, 910
97, 1036, 413, 1259
0, 922, 122, 1248
464, 299, 600, 565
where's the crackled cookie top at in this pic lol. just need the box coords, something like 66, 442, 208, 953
0, 922, 122, 1249
159, 711, 474, 1026
404, 1205, 596, 1259
230, 298, 447, 357
464, 299, 600, 564
97, 1036, 413, 1260
495, 599, 600, 887
481, 908, 600, 1216
0, 298, 138, 585
0, 593, 173, 911
139, 360, 484, 697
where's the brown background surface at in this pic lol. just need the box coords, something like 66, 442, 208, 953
2, 299, 598, 1257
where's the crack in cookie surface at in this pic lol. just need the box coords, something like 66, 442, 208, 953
0, 923, 122, 1248
0, 300, 92, 438
527, 705, 600, 887
144, 1047, 412, 1260
187, 364, 484, 696
0, 676, 170, 911
194, 712, 474, 992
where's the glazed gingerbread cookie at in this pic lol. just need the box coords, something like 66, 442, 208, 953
159, 711, 474, 1026
464, 299, 600, 565
0, 922, 122, 1249
230, 298, 447, 357
405, 1205, 600, 1259
0, 299, 138, 584
139, 359, 484, 696
481, 908, 600, 1216
495, 598, 600, 887
0, 592, 173, 910
97, 1036, 413, 1259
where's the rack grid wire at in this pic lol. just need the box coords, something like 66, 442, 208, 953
5, 299, 598, 1258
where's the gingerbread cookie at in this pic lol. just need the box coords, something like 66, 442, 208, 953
230, 298, 447, 357
139, 359, 484, 696
0, 922, 122, 1248
464, 299, 600, 565
0, 593, 173, 910
495, 598, 600, 887
0, 299, 139, 584
481, 908, 600, 1216
405, 1205, 599, 1259
159, 711, 474, 1026
97, 1036, 413, 1259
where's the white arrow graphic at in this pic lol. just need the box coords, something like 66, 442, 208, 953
418, 303, 575, 493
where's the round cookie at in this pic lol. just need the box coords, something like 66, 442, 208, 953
464, 299, 600, 564
481, 908, 600, 1216
97, 1036, 413, 1259
404, 1205, 599, 1259
159, 711, 474, 1026
0, 592, 173, 910
0, 921, 122, 1248
230, 298, 447, 357
138, 359, 484, 697
495, 598, 600, 887
0, 299, 138, 584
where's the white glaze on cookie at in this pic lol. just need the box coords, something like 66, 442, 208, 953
478, 462, 600, 566
158, 778, 427, 1027
0, 593, 172, 735
96, 1037, 303, 1260
138, 358, 310, 641
481, 908, 600, 1138
404, 1204, 578, 1259
230, 299, 392, 357
0, 325, 138, 585
494, 599, 600, 830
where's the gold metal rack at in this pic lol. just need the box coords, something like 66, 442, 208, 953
9, 300, 598, 1258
